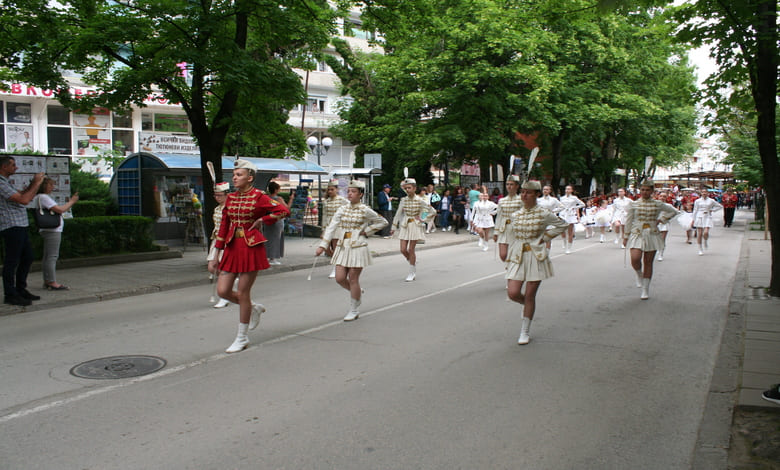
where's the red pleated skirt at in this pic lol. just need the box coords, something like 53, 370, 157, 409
219, 239, 269, 273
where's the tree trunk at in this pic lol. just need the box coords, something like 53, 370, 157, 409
751, 0, 779, 296
551, 127, 565, 195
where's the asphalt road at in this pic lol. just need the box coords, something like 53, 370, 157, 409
0, 225, 743, 469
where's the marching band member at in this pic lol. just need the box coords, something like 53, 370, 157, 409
594, 198, 613, 243
611, 188, 632, 248
623, 180, 678, 300
321, 180, 349, 278
391, 178, 435, 281
559, 185, 585, 254
208, 159, 290, 353
316, 180, 387, 321
691, 189, 723, 255
493, 175, 523, 261
207, 182, 231, 308
472, 192, 498, 251
537, 184, 563, 251
505, 180, 569, 345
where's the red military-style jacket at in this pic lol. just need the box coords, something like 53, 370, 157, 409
722, 193, 738, 209
214, 188, 290, 248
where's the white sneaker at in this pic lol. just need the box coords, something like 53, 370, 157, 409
268, 259, 281, 266
213, 298, 230, 308
478, 238, 484, 247
614, 238, 619, 244
482, 244, 489, 252
249, 303, 265, 330
658, 254, 664, 261
698, 249, 703, 256
430, 228, 436, 233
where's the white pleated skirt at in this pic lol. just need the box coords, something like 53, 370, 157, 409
331, 243, 372, 268
626, 229, 665, 252
473, 213, 495, 229
399, 223, 426, 241
694, 214, 714, 228
505, 245, 553, 282
676, 212, 693, 230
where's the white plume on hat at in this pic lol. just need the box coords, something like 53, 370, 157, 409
215, 182, 230, 192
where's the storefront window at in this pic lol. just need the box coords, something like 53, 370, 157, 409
142, 112, 153, 131
48, 105, 70, 125
113, 112, 132, 128
6, 102, 32, 123
154, 113, 189, 132
112, 129, 133, 155
47, 127, 71, 155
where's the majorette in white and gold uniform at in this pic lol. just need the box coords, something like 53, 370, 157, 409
611, 196, 632, 225
558, 194, 585, 224
495, 193, 523, 244
505, 191, 569, 282
321, 181, 349, 229
624, 198, 679, 252
691, 195, 722, 229
392, 191, 435, 241
319, 198, 388, 268
537, 194, 563, 214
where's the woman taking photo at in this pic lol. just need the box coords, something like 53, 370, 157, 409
505, 180, 568, 345
315, 180, 388, 321
208, 159, 290, 353
36, 177, 79, 290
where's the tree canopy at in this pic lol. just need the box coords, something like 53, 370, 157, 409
0, 0, 346, 233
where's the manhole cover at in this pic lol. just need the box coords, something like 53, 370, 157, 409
70, 355, 166, 379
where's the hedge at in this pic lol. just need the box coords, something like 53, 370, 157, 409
24, 215, 157, 260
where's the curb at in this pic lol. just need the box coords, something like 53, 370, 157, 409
1, 237, 473, 315
691, 223, 750, 469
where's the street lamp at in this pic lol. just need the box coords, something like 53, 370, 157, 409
307, 135, 332, 226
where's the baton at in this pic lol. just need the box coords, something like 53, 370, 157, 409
307, 255, 320, 281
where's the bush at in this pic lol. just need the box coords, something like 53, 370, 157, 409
27, 216, 157, 259
72, 200, 111, 217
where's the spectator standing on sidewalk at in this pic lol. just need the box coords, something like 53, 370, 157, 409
36, 176, 79, 290
452, 186, 467, 234
376, 183, 395, 238
438, 188, 453, 231
0, 155, 45, 306
265, 181, 288, 266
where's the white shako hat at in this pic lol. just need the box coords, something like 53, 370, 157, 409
401, 178, 417, 186
640, 179, 655, 188
327, 179, 340, 188
214, 182, 230, 192
233, 159, 257, 172
521, 180, 542, 191
348, 180, 365, 190
506, 175, 521, 184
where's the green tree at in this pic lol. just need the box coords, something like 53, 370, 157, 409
0, 0, 345, 235
670, 0, 779, 295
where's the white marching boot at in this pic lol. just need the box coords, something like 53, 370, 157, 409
600, 234, 605, 243
635, 270, 643, 288
249, 302, 265, 330
405, 265, 416, 282
213, 298, 230, 308
518, 317, 532, 345
657, 248, 664, 262
344, 297, 361, 321
328, 266, 337, 279
478, 238, 484, 248
226, 323, 249, 353
704, 238, 709, 251
482, 239, 489, 251
565, 240, 571, 254
698, 244, 704, 256
640, 278, 650, 300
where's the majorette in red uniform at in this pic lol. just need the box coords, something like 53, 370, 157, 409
721, 189, 738, 227
210, 159, 290, 353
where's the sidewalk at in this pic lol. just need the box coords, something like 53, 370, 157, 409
0, 228, 473, 316
694, 213, 780, 469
